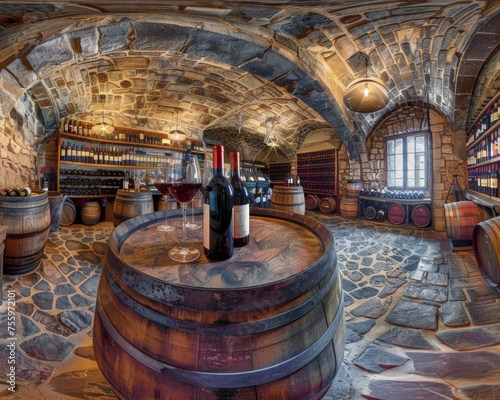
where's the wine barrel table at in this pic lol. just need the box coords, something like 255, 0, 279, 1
113, 190, 154, 227
473, 217, 500, 292
0, 190, 50, 275
93, 208, 343, 400
270, 185, 305, 215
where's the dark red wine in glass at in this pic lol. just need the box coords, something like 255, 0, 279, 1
154, 182, 175, 232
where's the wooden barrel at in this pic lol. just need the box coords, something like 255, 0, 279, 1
48, 191, 65, 232
340, 196, 358, 219
157, 195, 178, 211
81, 201, 101, 226
305, 194, 320, 210
113, 190, 154, 227
473, 217, 500, 291
60, 197, 76, 226
412, 204, 431, 228
388, 203, 405, 225
93, 208, 344, 400
0, 190, 50, 275
319, 197, 337, 214
345, 179, 362, 198
444, 201, 483, 242
271, 185, 305, 215
364, 205, 376, 220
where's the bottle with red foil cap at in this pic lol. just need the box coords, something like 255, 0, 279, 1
203, 145, 234, 260
230, 151, 250, 247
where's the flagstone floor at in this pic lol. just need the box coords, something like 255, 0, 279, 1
1, 214, 499, 400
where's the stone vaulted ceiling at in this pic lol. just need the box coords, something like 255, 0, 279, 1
0, 1, 499, 164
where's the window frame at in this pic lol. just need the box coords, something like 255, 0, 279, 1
385, 131, 429, 190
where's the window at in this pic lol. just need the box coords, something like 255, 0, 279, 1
386, 132, 428, 190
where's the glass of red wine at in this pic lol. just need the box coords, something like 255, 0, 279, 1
154, 166, 175, 232
167, 150, 202, 263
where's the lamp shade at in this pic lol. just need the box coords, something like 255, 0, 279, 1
168, 129, 186, 142
91, 116, 115, 136
343, 77, 389, 113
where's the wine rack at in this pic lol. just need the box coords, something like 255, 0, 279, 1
297, 149, 338, 213
297, 150, 337, 195
466, 92, 500, 201
57, 120, 205, 198
268, 162, 291, 187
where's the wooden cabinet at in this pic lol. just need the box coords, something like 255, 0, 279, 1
297, 149, 338, 213
359, 196, 432, 228
466, 92, 500, 199
57, 120, 204, 198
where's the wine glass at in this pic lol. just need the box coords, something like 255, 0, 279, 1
167, 151, 202, 263
154, 166, 175, 232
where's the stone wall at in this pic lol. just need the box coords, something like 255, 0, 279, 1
364, 107, 466, 231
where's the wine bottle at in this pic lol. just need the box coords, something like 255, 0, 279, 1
230, 152, 250, 247
203, 145, 234, 260
0, 187, 12, 196
10, 187, 21, 196
19, 187, 31, 197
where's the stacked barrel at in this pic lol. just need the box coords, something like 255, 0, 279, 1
444, 200, 499, 293
340, 179, 361, 219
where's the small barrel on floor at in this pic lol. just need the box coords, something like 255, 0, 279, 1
113, 190, 154, 227
60, 197, 76, 226
81, 201, 101, 226
271, 186, 305, 215
345, 179, 362, 198
444, 201, 485, 246
319, 197, 336, 214
340, 196, 358, 219
473, 216, 500, 292
305, 194, 320, 210
388, 203, 405, 225
412, 204, 432, 228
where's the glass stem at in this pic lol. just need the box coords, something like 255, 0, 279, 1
181, 202, 188, 249
164, 196, 168, 225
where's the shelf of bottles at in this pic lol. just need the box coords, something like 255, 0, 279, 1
268, 162, 291, 187
296, 149, 337, 196
57, 118, 205, 198
240, 160, 271, 208
466, 93, 500, 199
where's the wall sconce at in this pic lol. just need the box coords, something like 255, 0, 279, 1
168, 109, 186, 142
91, 103, 115, 137
343, 54, 389, 113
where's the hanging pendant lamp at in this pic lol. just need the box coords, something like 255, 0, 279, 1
168, 109, 186, 142
91, 102, 115, 137
343, 54, 389, 113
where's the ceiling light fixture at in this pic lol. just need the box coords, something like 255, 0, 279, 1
91, 101, 115, 137
168, 109, 186, 142
343, 53, 389, 113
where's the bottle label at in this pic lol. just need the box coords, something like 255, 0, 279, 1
233, 204, 249, 238
203, 203, 210, 249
